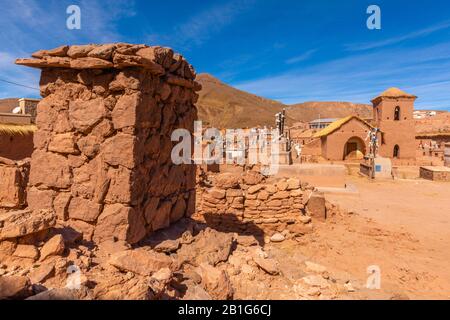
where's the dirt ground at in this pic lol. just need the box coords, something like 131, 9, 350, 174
293, 176, 450, 299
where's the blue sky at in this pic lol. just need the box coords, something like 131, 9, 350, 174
1, 0, 450, 110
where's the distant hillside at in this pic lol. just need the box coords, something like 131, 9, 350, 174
415, 112, 450, 134
196, 73, 289, 128
196, 73, 373, 128
0, 98, 19, 113
286, 101, 373, 123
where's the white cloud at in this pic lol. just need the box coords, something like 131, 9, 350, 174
149, 0, 256, 50
285, 49, 317, 64
346, 20, 450, 51
233, 42, 450, 110
0, 0, 135, 98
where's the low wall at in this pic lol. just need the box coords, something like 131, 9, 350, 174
193, 168, 315, 237
275, 164, 346, 188
420, 166, 450, 182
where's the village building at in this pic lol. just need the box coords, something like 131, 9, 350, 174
294, 88, 419, 162
309, 118, 338, 129
371, 87, 417, 160
0, 98, 38, 160
312, 116, 373, 161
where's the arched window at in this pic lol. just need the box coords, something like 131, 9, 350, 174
394, 106, 400, 121
393, 145, 400, 158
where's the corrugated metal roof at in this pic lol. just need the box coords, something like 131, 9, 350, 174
313, 116, 373, 138
309, 118, 338, 124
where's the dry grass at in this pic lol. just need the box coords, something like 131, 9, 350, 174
0, 124, 37, 136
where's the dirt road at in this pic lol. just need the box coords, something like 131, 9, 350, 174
297, 176, 450, 299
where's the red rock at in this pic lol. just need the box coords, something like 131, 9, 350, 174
94, 204, 146, 244
243, 171, 264, 185
26, 287, 92, 300
40, 234, 65, 260
108, 248, 174, 276
0, 165, 26, 208
109, 71, 140, 91
170, 197, 186, 223
215, 173, 240, 189
177, 228, 234, 267
70, 57, 113, 69
67, 45, 97, 58
102, 134, 136, 169
68, 197, 102, 222
208, 188, 226, 200
253, 257, 280, 275
113, 53, 164, 74
76, 135, 101, 159
69, 98, 107, 133
196, 263, 233, 300
0, 209, 56, 241
112, 93, 140, 129
145, 199, 171, 232
13, 244, 40, 260
29, 150, 72, 189
0, 276, 31, 299
87, 44, 116, 60
44, 56, 71, 68
48, 133, 78, 154
247, 184, 263, 194
69, 219, 95, 241
307, 192, 326, 221
105, 166, 132, 204
46, 45, 69, 57
166, 75, 194, 88
29, 263, 55, 284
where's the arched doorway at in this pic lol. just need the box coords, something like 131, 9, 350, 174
344, 137, 366, 160
393, 144, 400, 158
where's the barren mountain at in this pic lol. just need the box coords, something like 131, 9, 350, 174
196, 73, 288, 128
286, 101, 373, 123
196, 74, 373, 128
415, 112, 450, 134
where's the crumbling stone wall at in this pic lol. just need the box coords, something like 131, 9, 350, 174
193, 167, 315, 237
15, 44, 200, 244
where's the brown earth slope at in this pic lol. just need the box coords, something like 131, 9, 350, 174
196, 73, 288, 128
286, 101, 373, 123
196, 74, 373, 128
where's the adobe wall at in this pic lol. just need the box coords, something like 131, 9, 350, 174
15, 44, 200, 244
0, 133, 34, 160
322, 118, 370, 160
374, 98, 416, 159
193, 168, 315, 237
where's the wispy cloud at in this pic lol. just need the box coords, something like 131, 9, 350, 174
285, 49, 317, 64
149, 0, 255, 50
346, 20, 450, 51
233, 42, 450, 110
0, 0, 135, 98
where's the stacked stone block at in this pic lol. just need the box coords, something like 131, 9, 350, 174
16, 44, 200, 244
194, 169, 314, 236
0, 157, 30, 210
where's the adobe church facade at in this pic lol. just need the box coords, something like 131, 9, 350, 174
371, 87, 417, 159
312, 87, 417, 161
